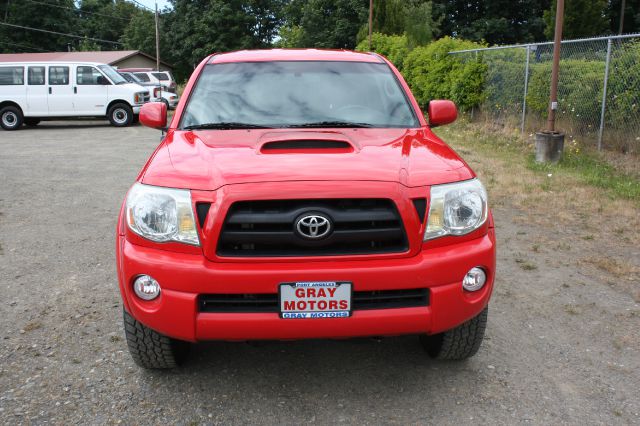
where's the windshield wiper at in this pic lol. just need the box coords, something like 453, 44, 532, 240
284, 121, 374, 128
183, 122, 273, 130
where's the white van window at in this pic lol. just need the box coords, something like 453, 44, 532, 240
77, 66, 104, 85
49, 67, 69, 85
152, 72, 169, 81
28, 67, 45, 85
134, 72, 151, 82
0, 66, 24, 85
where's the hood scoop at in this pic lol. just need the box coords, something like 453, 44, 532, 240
257, 130, 358, 154
261, 139, 354, 153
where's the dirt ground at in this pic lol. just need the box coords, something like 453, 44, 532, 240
0, 121, 638, 425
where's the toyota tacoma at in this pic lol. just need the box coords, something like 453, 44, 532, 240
116, 49, 495, 368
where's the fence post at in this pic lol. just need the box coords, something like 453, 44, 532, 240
521, 45, 531, 134
598, 38, 613, 151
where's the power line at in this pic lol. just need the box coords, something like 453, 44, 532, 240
0, 22, 123, 45
125, 0, 154, 12
0, 40, 50, 52
22, 0, 131, 21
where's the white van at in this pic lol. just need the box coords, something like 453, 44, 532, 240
0, 61, 150, 130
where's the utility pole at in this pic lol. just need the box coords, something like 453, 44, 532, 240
155, 2, 160, 72
368, 0, 373, 50
619, 0, 626, 34
535, 0, 565, 162
155, 2, 161, 100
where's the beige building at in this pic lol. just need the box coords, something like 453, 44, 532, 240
0, 50, 172, 72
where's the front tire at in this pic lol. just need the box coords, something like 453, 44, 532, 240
420, 307, 488, 360
0, 106, 24, 130
107, 103, 133, 127
123, 310, 190, 369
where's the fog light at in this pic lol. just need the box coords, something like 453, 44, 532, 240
462, 267, 486, 292
133, 275, 161, 300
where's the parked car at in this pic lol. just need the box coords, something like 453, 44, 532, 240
117, 67, 177, 93
119, 71, 179, 110
0, 61, 149, 129
117, 49, 495, 369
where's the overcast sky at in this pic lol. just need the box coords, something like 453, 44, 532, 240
135, 0, 172, 11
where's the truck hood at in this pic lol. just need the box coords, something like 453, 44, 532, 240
140, 128, 474, 191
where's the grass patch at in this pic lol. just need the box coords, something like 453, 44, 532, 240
526, 150, 640, 201
436, 122, 640, 203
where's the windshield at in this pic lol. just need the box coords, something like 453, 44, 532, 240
120, 72, 138, 83
99, 65, 127, 85
180, 61, 418, 129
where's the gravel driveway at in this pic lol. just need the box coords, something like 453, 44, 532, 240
1, 121, 638, 424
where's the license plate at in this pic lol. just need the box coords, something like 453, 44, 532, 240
279, 281, 352, 319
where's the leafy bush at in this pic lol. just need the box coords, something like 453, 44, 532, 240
527, 60, 605, 131
355, 33, 410, 70
607, 41, 640, 130
402, 37, 487, 111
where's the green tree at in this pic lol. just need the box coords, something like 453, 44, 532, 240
122, 10, 164, 56
165, 0, 284, 79
432, 0, 550, 44
404, 1, 439, 47
543, 0, 609, 39
0, 0, 79, 53
78, 0, 139, 50
608, 0, 640, 34
281, 0, 369, 48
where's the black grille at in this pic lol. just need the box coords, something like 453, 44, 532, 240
198, 288, 429, 313
217, 199, 407, 257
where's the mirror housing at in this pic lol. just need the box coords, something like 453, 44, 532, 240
139, 102, 167, 130
428, 100, 458, 127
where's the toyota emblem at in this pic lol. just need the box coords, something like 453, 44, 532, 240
295, 214, 332, 239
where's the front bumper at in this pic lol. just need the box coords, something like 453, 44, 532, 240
132, 105, 141, 114
117, 227, 496, 342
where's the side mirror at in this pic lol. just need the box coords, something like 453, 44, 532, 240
428, 100, 458, 127
139, 102, 167, 130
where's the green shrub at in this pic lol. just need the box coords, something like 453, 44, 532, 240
607, 41, 640, 130
402, 37, 487, 111
527, 60, 604, 131
355, 33, 410, 71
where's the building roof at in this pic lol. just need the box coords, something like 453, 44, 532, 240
210, 49, 383, 64
0, 50, 172, 68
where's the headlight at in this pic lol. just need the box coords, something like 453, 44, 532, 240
424, 178, 488, 241
126, 183, 200, 246
134, 92, 146, 103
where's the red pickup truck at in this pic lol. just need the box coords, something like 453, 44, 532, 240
116, 49, 495, 369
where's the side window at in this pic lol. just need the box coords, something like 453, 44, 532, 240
133, 72, 150, 82
28, 67, 45, 85
76, 66, 105, 85
0, 66, 25, 85
49, 66, 69, 85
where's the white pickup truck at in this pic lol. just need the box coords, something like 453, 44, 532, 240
0, 61, 150, 130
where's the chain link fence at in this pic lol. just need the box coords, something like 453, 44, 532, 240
449, 34, 640, 153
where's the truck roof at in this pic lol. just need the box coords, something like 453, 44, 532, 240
209, 49, 383, 64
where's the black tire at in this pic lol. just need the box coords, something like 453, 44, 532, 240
107, 103, 134, 127
420, 307, 488, 360
0, 106, 24, 130
132, 114, 139, 124
123, 310, 190, 369
24, 118, 40, 127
